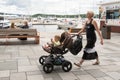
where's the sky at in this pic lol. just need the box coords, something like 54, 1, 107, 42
0, 0, 118, 15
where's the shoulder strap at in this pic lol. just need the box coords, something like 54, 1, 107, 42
85, 20, 87, 25
90, 19, 93, 24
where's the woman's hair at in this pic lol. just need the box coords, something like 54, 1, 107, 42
87, 11, 94, 18
24, 21, 28, 26
10, 22, 15, 28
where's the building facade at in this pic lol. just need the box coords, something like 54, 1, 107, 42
99, 1, 120, 32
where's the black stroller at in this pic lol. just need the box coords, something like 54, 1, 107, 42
39, 32, 83, 73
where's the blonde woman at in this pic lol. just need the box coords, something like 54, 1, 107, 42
74, 11, 103, 67
9, 22, 17, 29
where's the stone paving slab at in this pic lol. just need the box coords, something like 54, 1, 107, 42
0, 70, 9, 78
27, 75, 44, 80
72, 70, 88, 75
96, 77, 111, 80
41, 70, 62, 80
102, 76, 114, 80
26, 71, 42, 76
106, 72, 120, 80
0, 54, 11, 60
0, 77, 9, 80
77, 75, 96, 80
18, 65, 39, 72
44, 78, 53, 80
10, 72, 26, 80
18, 58, 31, 66
58, 72, 78, 80
86, 69, 107, 78
0, 61, 17, 71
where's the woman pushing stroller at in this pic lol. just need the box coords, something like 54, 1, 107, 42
74, 11, 103, 67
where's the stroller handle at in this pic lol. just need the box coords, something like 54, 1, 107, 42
71, 33, 82, 38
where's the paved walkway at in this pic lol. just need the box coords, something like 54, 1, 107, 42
0, 31, 120, 80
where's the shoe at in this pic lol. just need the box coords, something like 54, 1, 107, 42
74, 63, 81, 67
92, 62, 100, 65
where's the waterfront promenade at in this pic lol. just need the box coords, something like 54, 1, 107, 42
0, 30, 120, 80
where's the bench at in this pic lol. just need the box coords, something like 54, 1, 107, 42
0, 29, 40, 44
69, 28, 86, 35
69, 28, 82, 33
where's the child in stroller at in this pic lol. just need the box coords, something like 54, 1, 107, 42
42, 35, 61, 53
39, 32, 82, 73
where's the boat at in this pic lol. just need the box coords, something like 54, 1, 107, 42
0, 13, 32, 29
57, 23, 77, 30
0, 20, 11, 29
57, 20, 78, 30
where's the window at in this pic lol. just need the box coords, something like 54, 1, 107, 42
0, 17, 4, 20
106, 9, 120, 19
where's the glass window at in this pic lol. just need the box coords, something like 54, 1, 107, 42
0, 17, 4, 20
106, 9, 120, 19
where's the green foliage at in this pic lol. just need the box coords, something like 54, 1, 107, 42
32, 13, 99, 18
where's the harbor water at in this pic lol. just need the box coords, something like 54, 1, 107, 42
32, 25, 61, 32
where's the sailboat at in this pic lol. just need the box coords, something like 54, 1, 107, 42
0, 14, 11, 29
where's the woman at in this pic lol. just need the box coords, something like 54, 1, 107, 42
9, 22, 17, 29
19, 21, 29, 40
74, 11, 103, 67
21, 21, 29, 29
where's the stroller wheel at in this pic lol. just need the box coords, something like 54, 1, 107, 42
61, 55, 64, 58
62, 61, 72, 72
43, 62, 54, 73
39, 56, 47, 65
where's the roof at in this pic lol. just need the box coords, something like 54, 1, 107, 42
98, 1, 120, 5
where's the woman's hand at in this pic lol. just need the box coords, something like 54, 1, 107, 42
100, 39, 103, 45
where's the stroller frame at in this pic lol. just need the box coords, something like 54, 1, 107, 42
39, 45, 72, 73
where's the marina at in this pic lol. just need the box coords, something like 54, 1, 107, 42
0, 0, 120, 80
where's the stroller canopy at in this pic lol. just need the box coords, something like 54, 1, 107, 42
60, 32, 83, 55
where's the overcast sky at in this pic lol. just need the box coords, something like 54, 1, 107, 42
0, 0, 118, 15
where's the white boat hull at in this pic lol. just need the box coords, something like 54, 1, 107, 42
57, 24, 77, 30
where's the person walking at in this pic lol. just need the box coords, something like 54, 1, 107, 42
74, 11, 103, 67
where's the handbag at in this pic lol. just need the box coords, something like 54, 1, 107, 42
83, 48, 98, 60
